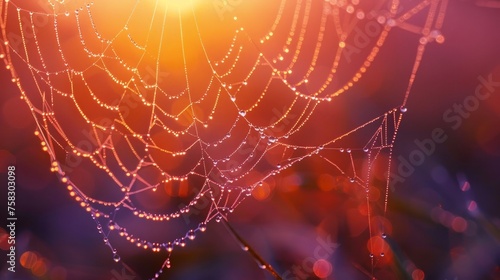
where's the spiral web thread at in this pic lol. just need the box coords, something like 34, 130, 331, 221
0, 0, 448, 278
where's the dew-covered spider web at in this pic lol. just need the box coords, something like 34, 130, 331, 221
0, 0, 448, 278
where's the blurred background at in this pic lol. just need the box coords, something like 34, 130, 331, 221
1, 0, 500, 280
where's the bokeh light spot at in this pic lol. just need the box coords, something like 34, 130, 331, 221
451, 216, 467, 233
313, 259, 333, 278
317, 173, 336, 192
20, 251, 38, 269
252, 182, 271, 200
50, 265, 68, 280
412, 268, 425, 280
31, 258, 48, 277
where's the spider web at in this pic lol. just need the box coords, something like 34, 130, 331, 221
0, 0, 448, 278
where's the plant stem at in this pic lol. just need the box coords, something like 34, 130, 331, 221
221, 218, 283, 280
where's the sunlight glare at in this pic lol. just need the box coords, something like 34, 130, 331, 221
159, 0, 200, 12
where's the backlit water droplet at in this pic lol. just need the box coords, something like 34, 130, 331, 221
199, 223, 207, 232
166, 242, 173, 252
188, 230, 195, 240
